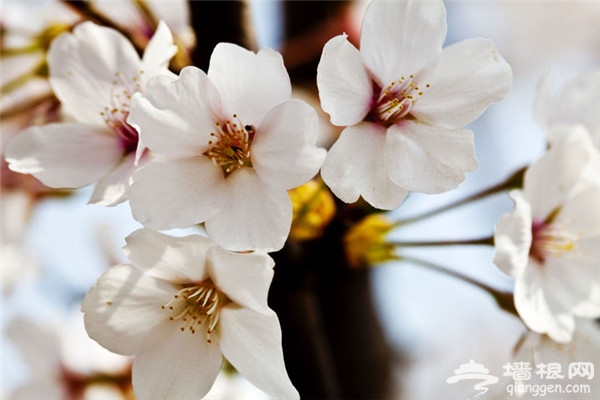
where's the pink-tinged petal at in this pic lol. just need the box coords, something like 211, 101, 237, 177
413, 38, 512, 129
386, 122, 477, 193
82, 264, 176, 355
493, 190, 533, 278
133, 323, 222, 400
89, 152, 136, 206
141, 20, 178, 79
5, 123, 121, 189
48, 22, 141, 125
317, 34, 372, 126
360, 0, 446, 86
124, 229, 211, 284
514, 265, 575, 343
524, 130, 593, 221
205, 168, 292, 252
321, 123, 408, 209
129, 157, 225, 230
128, 67, 222, 158
220, 307, 299, 400
207, 43, 291, 125
206, 247, 274, 313
252, 100, 326, 189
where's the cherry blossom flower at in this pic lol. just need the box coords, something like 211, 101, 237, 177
5, 20, 177, 206
317, 0, 512, 209
493, 129, 600, 343
127, 43, 326, 251
6, 309, 133, 400
535, 69, 600, 147
82, 228, 298, 400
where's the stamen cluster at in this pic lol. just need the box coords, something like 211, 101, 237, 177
203, 114, 255, 176
100, 71, 144, 154
161, 280, 229, 343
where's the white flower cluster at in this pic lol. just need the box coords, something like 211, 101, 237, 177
494, 70, 600, 347
19, 0, 598, 398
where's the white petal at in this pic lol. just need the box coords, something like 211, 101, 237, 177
535, 69, 600, 146
48, 22, 141, 125
360, 0, 446, 86
82, 264, 175, 355
5, 123, 122, 188
523, 130, 592, 221
124, 228, 211, 283
321, 123, 408, 209
129, 157, 225, 230
493, 190, 533, 278
545, 257, 600, 319
514, 265, 575, 343
89, 152, 136, 206
316, 34, 372, 126
206, 247, 274, 313
413, 38, 512, 129
141, 20, 178, 78
133, 323, 223, 400
128, 67, 222, 158
386, 122, 477, 193
207, 43, 291, 125
252, 100, 326, 189
205, 168, 292, 252
220, 307, 299, 400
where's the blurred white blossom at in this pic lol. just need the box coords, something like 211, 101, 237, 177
535, 69, 600, 148
494, 129, 600, 342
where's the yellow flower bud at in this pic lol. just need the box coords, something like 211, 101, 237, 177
344, 214, 396, 268
288, 180, 336, 241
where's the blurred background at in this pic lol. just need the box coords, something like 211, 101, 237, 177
1, 1, 599, 399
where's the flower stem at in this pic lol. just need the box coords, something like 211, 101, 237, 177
400, 254, 517, 316
389, 236, 494, 248
0, 63, 45, 96
395, 166, 526, 227
0, 44, 40, 57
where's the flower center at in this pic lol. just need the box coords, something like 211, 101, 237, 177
203, 114, 255, 177
100, 71, 144, 154
369, 75, 429, 126
530, 220, 581, 264
161, 280, 229, 342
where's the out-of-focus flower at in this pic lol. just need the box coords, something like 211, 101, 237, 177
0, 190, 38, 295
86, 0, 195, 71
0, 0, 78, 115
493, 129, 600, 343
317, 0, 512, 210
127, 43, 326, 252
6, 309, 133, 400
82, 228, 299, 400
514, 319, 600, 368
535, 69, 600, 147
511, 320, 600, 399
5, 21, 177, 206
344, 213, 396, 268
288, 179, 335, 241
